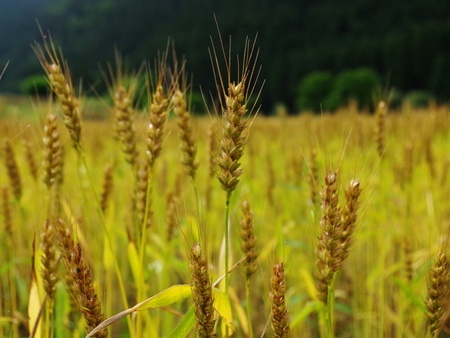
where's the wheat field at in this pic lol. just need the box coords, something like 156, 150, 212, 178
1, 34, 450, 338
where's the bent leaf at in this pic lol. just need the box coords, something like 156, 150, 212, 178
85, 284, 191, 338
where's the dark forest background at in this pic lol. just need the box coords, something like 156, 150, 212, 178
1, 0, 450, 113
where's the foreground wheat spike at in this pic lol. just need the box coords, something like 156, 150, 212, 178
33, 39, 82, 151
374, 101, 386, 159
190, 243, 217, 338
270, 263, 290, 338
172, 87, 199, 180
40, 220, 59, 302
4, 141, 22, 201
56, 219, 106, 338
240, 200, 258, 279
338, 179, 361, 268
315, 172, 341, 303
42, 113, 63, 189
23, 140, 38, 182
216, 80, 248, 200
426, 251, 450, 338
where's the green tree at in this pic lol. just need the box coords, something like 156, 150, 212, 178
296, 71, 334, 112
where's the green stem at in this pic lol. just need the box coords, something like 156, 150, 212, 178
224, 192, 231, 292
327, 273, 337, 338
137, 167, 155, 337
79, 152, 135, 338
318, 300, 327, 338
192, 183, 204, 248
245, 278, 254, 338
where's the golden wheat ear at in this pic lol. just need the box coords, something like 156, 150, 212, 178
146, 51, 170, 170
104, 51, 141, 168
426, 251, 450, 338
171, 64, 199, 180
33, 33, 83, 152
4, 141, 22, 201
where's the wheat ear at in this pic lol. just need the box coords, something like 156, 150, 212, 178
41, 112, 63, 189
56, 219, 106, 338
172, 85, 199, 180
426, 251, 450, 338
4, 142, 22, 201
315, 172, 341, 303
33, 37, 82, 152
270, 263, 290, 338
190, 243, 217, 338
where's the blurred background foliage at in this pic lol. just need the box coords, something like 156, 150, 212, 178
1, 0, 450, 113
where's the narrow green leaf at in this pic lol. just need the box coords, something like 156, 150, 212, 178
290, 300, 321, 329
391, 276, 427, 312
127, 241, 140, 283
169, 306, 195, 338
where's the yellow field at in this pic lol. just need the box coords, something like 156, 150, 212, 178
1, 93, 450, 338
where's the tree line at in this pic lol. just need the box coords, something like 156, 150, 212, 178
1, 0, 450, 113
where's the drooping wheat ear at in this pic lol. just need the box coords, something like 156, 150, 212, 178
315, 172, 341, 303
23, 140, 38, 182
309, 149, 319, 204
240, 200, 258, 279
135, 158, 152, 229
100, 164, 114, 213
426, 251, 450, 338
190, 243, 217, 338
338, 179, 361, 268
4, 141, 22, 201
374, 101, 386, 159
270, 263, 290, 338
55, 219, 106, 338
1, 186, 13, 243
107, 55, 140, 168
33, 38, 82, 152
146, 58, 169, 170
42, 113, 63, 189
40, 220, 59, 302
172, 86, 199, 180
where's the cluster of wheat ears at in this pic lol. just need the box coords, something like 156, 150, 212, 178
2, 27, 450, 338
